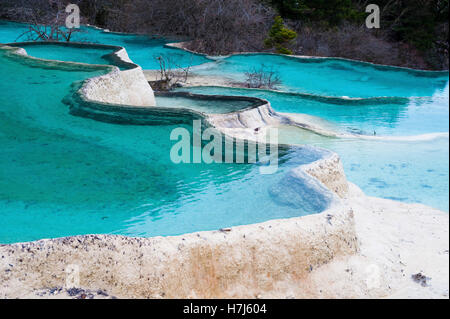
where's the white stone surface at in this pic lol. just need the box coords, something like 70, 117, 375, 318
81, 47, 156, 107
81, 66, 156, 107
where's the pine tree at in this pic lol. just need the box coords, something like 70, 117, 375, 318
264, 16, 297, 55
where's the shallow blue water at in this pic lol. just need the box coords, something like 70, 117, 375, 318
0, 20, 448, 244
0, 20, 211, 69
179, 86, 449, 212
181, 86, 449, 137
0, 48, 333, 243
9, 42, 117, 66
154, 95, 254, 114
194, 54, 449, 98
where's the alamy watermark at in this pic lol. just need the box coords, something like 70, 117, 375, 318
170, 120, 279, 174
65, 264, 80, 289
65, 4, 80, 29
366, 4, 380, 29
63, 3, 379, 31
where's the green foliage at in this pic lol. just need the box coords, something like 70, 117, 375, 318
270, 0, 364, 26
264, 16, 297, 54
268, 0, 449, 53
376, 0, 449, 51
275, 45, 294, 55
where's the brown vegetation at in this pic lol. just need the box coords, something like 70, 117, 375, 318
244, 64, 282, 89
290, 22, 435, 70
1, 0, 448, 70
153, 53, 193, 90
15, 6, 83, 42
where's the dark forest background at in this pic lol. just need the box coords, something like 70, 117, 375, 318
1, 0, 448, 70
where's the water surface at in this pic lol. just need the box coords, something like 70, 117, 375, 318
193, 54, 448, 98
0, 20, 211, 69
0, 20, 448, 244
0, 48, 332, 243
180, 86, 449, 211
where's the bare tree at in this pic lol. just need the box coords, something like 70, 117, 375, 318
131, 0, 275, 55
154, 53, 194, 90
244, 64, 282, 89
15, 5, 83, 42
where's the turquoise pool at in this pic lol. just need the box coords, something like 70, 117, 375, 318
0, 20, 448, 244
180, 86, 449, 137
179, 86, 449, 212
8, 42, 118, 66
0, 48, 334, 243
0, 20, 211, 69
154, 95, 254, 114
193, 54, 448, 98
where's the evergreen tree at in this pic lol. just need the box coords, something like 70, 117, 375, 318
264, 15, 297, 54
270, 0, 363, 25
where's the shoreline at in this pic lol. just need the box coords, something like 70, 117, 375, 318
1, 182, 447, 299
164, 41, 450, 74
1, 19, 448, 72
